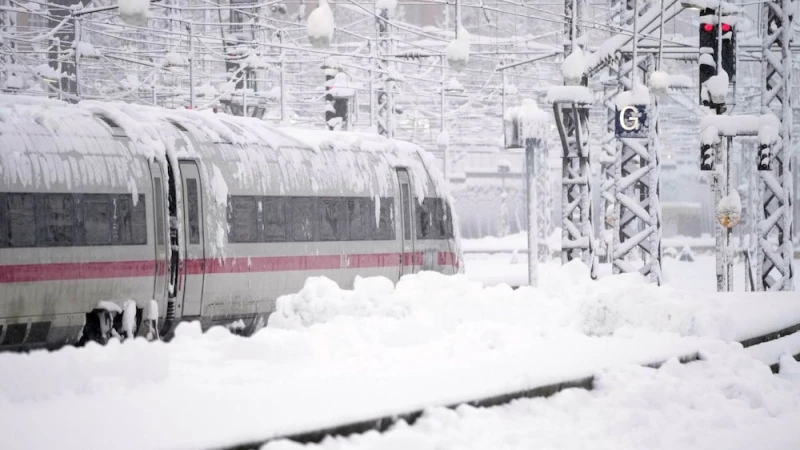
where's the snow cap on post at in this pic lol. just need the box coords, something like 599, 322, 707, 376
649, 70, 670, 96
561, 46, 586, 86
446, 25, 470, 72
615, 84, 651, 108
504, 98, 549, 148
376, 0, 398, 17
307, 0, 335, 48
118, 0, 150, 27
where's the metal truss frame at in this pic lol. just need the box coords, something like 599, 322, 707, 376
554, 101, 597, 276
757, 0, 794, 291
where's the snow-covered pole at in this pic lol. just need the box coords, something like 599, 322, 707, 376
455, 0, 462, 39
657, 0, 665, 70
187, 22, 194, 110
376, 4, 394, 138
441, 55, 449, 181
631, 0, 639, 87
279, 31, 286, 123
526, 137, 540, 287
73, 14, 81, 100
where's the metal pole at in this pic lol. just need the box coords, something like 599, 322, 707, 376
717, 5, 723, 74
657, 0, 665, 70
631, 0, 639, 86
726, 136, 733, 291
187, 23, 194, 109
73, 15, 81, 100
441, 55, 449, 182
455, 0, 462, 37
279, 31, 286, 123
243, 70, 248, 115
526, 137, 539, 287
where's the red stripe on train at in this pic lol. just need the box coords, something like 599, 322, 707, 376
0, 252, 458, 283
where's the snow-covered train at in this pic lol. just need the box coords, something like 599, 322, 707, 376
0, 96, 461, 350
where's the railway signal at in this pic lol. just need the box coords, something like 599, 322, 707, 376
697, 8, 737, 107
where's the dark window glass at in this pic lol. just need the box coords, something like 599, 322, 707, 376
443, 200, 454, 239
186, 178, 200, 244
5, 193, 35, 247
0, 194, 5, 248
319, 197, 348, 241
42, 194, 74, 246
348, 198, 368, 240
288, 197, 315, 241
82, 194, 113, 245
154, 179, 165, 246
229, 196, 259, 243
263, 197, 286, 242
376, 197, 395, 240
116, 195, 147, 245
417, 198, 436, 239
401, 185, 412, 240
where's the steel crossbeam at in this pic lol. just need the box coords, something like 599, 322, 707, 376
757, 0, 794, 291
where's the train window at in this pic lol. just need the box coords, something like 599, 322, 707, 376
319, 197, 348, 241
154, 179, 165, 246
0, 194, 5, 247
376, 197, 395, 240
229, 196, 260, 243
186, 178, 200, 244
288, 197, 315, 241
348, 198, 368, 240
263, 197, 286, 242
5, 193, 36, 247
42, 194, 75, 246
443, 200, 454, 239
116, 195, 147, 245
417, 198, 434, 239
81, 194, 113, 245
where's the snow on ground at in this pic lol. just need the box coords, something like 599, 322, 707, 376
262, 346, 800, 450
1, 254, 798, 449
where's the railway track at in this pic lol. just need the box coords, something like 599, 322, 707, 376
221, 325, 800, 450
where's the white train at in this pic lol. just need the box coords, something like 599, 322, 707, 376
0, 96, 461, 350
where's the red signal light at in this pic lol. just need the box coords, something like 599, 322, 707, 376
721, 23, 731, 32
703, 23, 714, 32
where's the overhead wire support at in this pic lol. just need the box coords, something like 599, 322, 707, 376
757, 0, 794, 291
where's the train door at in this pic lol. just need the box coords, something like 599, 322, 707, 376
179, 161, 206, 317
397, 168, 416, 276
149, 162, 169, 302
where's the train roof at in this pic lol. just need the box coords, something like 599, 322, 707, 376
0, 95, 448, 202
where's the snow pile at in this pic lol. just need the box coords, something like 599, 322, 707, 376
446, 76, 463, 92
716, 189, 742, 228
270, 262, 735, 340
118, 0, 150, 27
306, 0, 335, 48
704, 70, 729, 104
546, 86, 594, 104
561, 47, 586, 85
375, 0, 398, 16
615, 84, 651, 108
446, 26, 470, 72
269, 276, 403, 329
648, 70, 669, 95
504, 98, 549, 146
74, 41, 100, 58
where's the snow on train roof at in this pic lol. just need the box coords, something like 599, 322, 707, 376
0, 96, 447, 202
